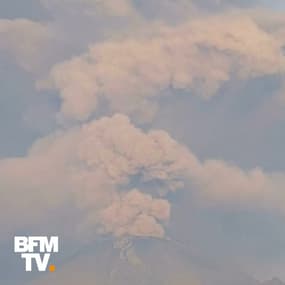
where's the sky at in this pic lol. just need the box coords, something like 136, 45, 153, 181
0, 1, 285, 284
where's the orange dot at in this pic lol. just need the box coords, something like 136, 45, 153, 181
49, 264, 56, 272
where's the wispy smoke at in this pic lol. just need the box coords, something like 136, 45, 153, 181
39, 14, 285, 122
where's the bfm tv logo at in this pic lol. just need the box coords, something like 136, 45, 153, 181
14, 236, 58, 272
